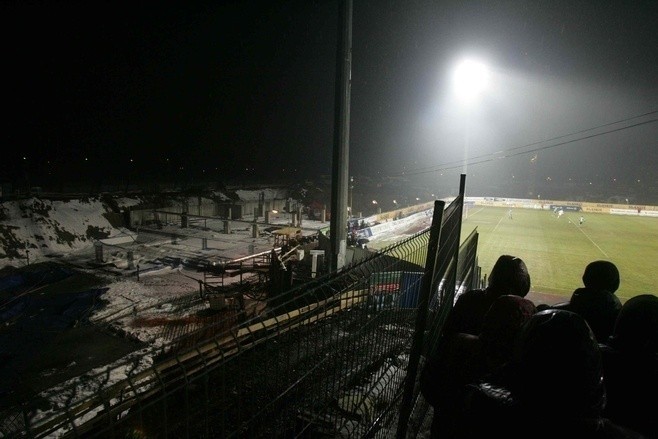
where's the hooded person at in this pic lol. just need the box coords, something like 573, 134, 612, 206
568, 260, 623, 342
441, 255, 532, 337
459, 309, 645, 439
568, 287, 622, 342
510, 309, 607, 418
607, 293, 658, 354
420, 295, 537, 439
421, 254, 532, 427
582, 260, 620, 292
540, 260, 623, 340
601, 294, 658, 438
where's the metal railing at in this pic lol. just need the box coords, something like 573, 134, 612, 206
1, 179, 480, 438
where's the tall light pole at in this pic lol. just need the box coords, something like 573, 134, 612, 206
329, 0, 352, 272
452, 58, 490, 174
349, 176, 354, 218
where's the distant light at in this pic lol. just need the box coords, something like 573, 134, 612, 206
453, 59, 490, 103
272, 209, 278, 214
372, 200, 378, 204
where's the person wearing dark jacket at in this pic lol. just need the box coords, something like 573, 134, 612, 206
441, 254, 532, 336
458, 309, 646, 438
601, 294, 658, 438
420, 295, 536, 438
421, 254, 532, 438
569, 286, 622, 342
545, 260, 622, 342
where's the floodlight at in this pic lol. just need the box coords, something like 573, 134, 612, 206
453, 59, 490, 102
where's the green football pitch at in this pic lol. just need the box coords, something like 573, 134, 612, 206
462, 205, 658, 304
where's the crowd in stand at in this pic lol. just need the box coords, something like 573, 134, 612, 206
420, 255, 658, 439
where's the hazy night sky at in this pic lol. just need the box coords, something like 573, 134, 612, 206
2, 0, 657, 200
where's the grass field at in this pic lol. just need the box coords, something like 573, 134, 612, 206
462, 206, 658, 304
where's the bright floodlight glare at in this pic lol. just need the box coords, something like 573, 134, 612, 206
453, 59, 490, 102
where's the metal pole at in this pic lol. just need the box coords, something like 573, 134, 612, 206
349, 176, 354, 218
396, 199, 445, 438
329, 0, 352, 272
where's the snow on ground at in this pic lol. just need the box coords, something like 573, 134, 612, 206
234, 188, 289, 201
31, 341, 159, 436
0, 192, 434, 437
0, 197, 121, 265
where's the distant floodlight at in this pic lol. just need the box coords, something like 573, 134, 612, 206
453, 59, 490, 102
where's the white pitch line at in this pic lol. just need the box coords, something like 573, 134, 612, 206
468, 207, 485, 216
491, 214, 505, 234
567, 215, 609, 258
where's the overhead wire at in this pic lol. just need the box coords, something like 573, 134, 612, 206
392, 109, 658, 177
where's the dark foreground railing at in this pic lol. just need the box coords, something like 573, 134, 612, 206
1, 178, 480, 438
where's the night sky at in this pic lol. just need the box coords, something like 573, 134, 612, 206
2, 1, 657, 201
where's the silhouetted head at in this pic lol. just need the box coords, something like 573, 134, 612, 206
608, 294, 658, 354
582, 260, 620, 293
487, 255, 531, 297
512, 309, 606, 417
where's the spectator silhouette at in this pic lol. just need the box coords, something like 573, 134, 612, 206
601, 294, 658, 438
545, 260, 622, 342
420, 295, 536, 438
422, 254, 532, 436
441, 254, 531, 336
459, 309, 646, 438
582, 260, 621, 292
